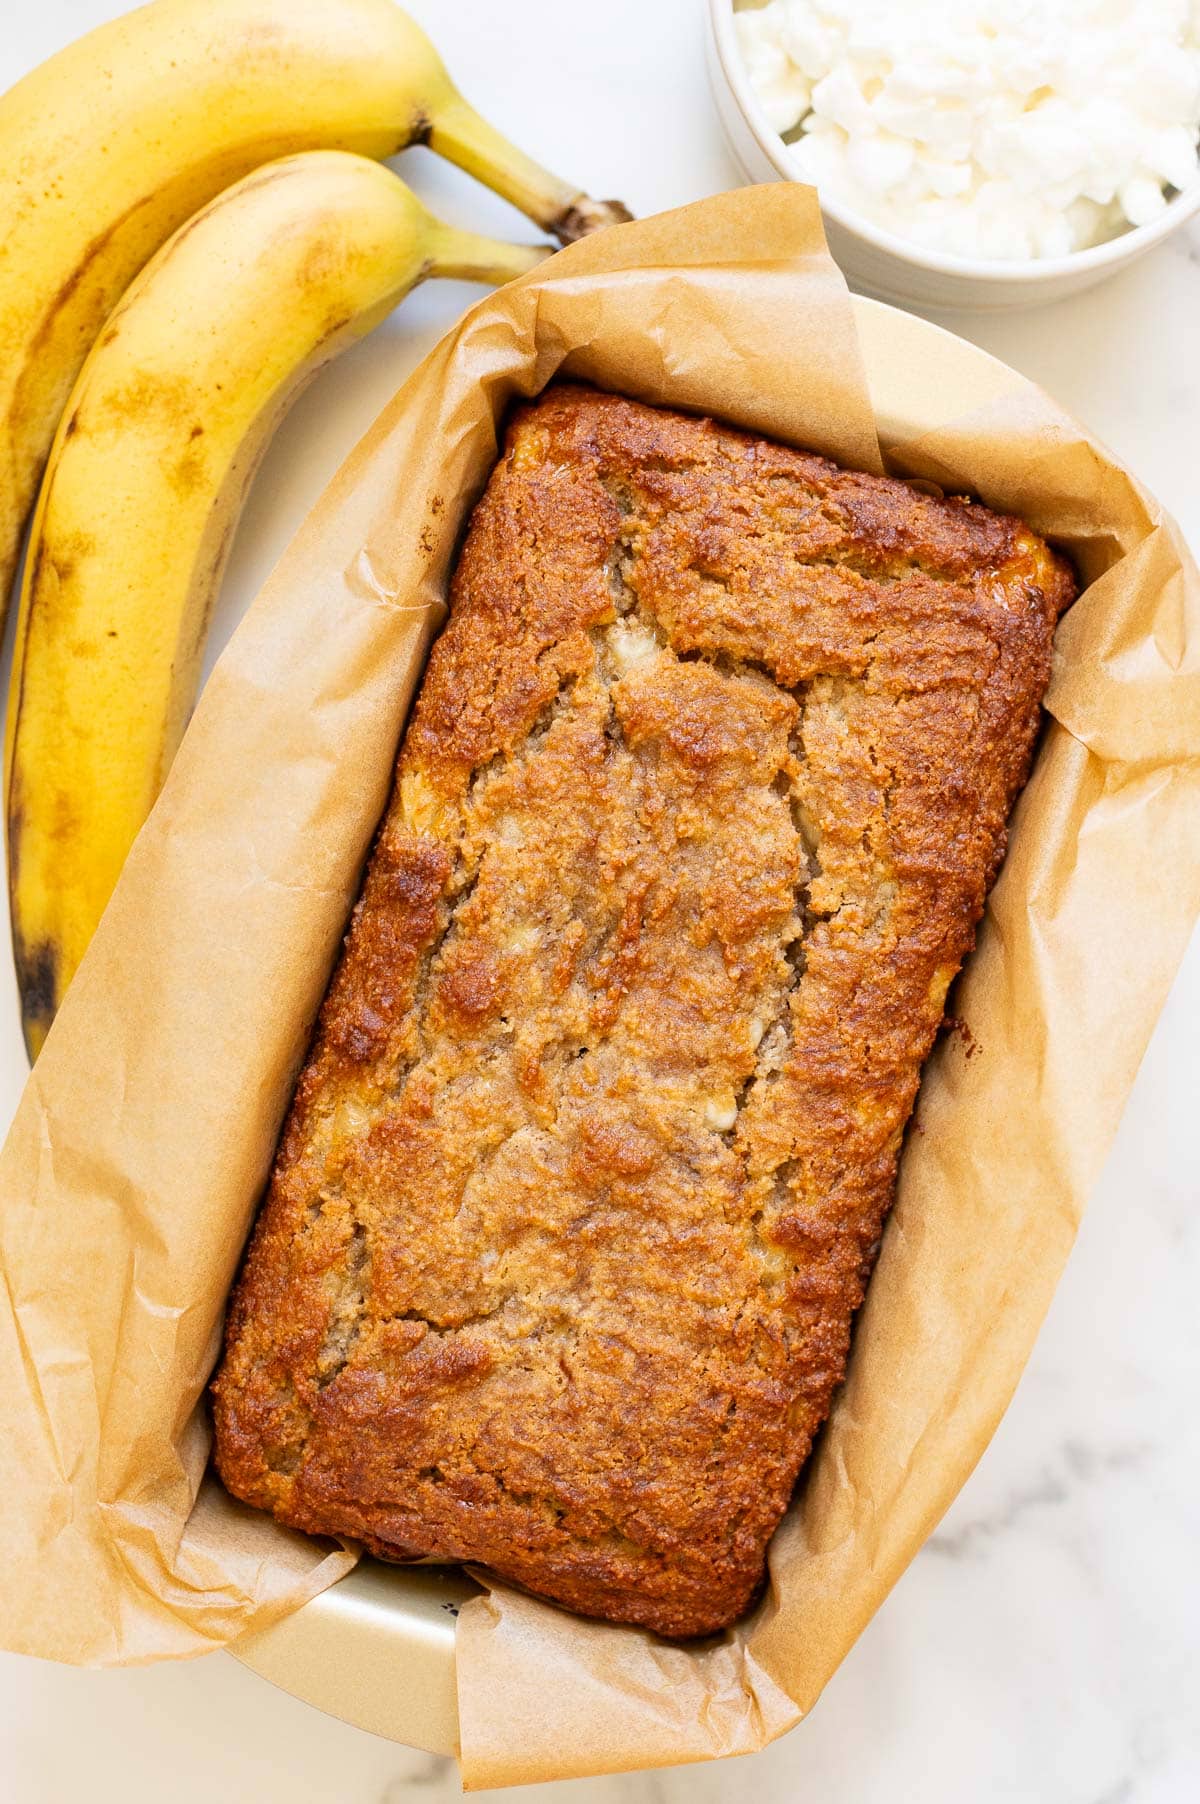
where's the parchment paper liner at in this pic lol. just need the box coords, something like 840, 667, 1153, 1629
1, 187, 1197, 1787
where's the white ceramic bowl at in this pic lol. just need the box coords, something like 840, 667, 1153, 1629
706, 0, 1200, 312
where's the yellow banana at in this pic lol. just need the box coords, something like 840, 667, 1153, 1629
0, 0, 629, 627
5, 150, 548, 1059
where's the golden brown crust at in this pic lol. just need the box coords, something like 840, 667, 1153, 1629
212, 385, 1075, 1639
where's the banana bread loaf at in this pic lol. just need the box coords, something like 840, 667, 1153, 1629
212, 384, 1075, 1638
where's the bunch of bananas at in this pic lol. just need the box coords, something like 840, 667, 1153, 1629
1, 0, 630, 1059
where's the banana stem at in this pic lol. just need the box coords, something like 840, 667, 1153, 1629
428, 92, 632, 244
428, 225, 551, 287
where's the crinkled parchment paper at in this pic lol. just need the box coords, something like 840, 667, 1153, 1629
1, 187, 1197, 1786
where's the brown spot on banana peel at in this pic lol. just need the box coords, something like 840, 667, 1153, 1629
89, 368, 199, 433
171, 444, 210, 496
12, 932, 59, 1064
27, 532, 96, 594
5, 788, 62, 1064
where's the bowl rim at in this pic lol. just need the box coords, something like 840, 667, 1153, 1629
709, 0, 1200, 285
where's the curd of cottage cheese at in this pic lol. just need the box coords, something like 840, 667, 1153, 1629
734, 0, 1200, 260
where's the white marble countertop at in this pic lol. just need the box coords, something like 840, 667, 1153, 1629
2, 1, 1197, 1800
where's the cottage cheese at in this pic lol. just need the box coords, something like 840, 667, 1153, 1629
734, 0, 1200, 259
